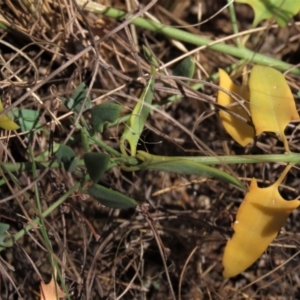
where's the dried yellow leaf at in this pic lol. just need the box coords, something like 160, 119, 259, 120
0, 100, 19, 130
217, 69, 254, 146
40, 277, 66, 300
222, 164, 300, 278
249, 65, 299, 152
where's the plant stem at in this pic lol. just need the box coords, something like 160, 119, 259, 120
1, 153, 300, 177
76, 1, 300, 75
136, 151, 300, 166
0, 180, 81, 251
0, 156, 139, 176
227, 0, 243, 48
186, 153, 300, 165
89, 136, 123, 157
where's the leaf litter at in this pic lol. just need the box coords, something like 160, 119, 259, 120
1, 1, 300, 299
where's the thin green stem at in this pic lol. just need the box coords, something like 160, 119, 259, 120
29, 147, 53, 253
29, 147, 68, 297
0, 155, 139, 174
1, 153, 300, 177
89, 136, 123, 157
227, 0, 243, 48
166, 153, 300, 165
76, 1, 300, 75
0, 180, 82, 251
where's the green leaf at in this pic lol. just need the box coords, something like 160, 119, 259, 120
56, 144, 76, 163
136, 151, 245, 190
0, 100, 20, 130
120, 70, 155, 156
67, 156, 80, 173
56, 144, 76, 172
61, 83, 91, 113
83, 184, 138, 209
0, 223, 9, 246
12, 108, 40, 132
91, 103, 122, 132
143, 45, 159, 67
81, 127, 90, 152
172, 56, 195, 80
83, 152, 110, 182
35, 142, 60, 162
236, 0, 300, 27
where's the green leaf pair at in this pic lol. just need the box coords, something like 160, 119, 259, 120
56, 145, 78, 173
83, 152, 137, 209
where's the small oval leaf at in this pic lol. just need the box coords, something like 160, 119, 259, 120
61, 82, 91, 113
56, 145, 76, 164
66, 156, 80, 173
56, 144, 76, 171
83, 152, 110, 182
91, 103, 122, 132
172, 56, 195, 81
84, 184, 138, 209
12, 108, 39, 132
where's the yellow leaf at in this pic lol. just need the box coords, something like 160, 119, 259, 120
222, 164, 300, 278
249, 65, 299, 152
40, 277, 66, 300
0, 100, 19, 130
217, 69, 254, 146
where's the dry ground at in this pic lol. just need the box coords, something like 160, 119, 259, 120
1, 1, 300, 299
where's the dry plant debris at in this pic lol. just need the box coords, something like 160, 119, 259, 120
40, 277, 66, 300
0, 1, 300, 299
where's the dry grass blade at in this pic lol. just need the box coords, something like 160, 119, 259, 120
1, 0, 300, 299
136, 203, 176, 300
